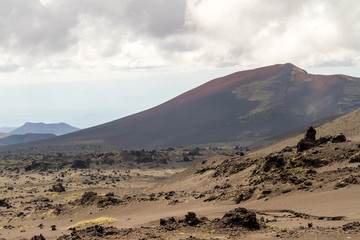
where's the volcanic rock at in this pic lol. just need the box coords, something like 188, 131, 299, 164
220, 207, 260, 229
0, 198, 11, 208
331, 133, 347, 143
49, 183, 66, 192
184, 212, 201, 226
30, 234, 46, 240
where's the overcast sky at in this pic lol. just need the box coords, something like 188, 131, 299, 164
1, 0, 359, 129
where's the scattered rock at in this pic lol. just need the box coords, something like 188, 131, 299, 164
31, 234, 46, 240
334, 176, 359, 189
203, 195, 218, 202
49, 183, 66, 193
297, 127, 317, 152
24, 161, 49, 172
304, 126, 316, 142
184, 212, 201, 226
160, 217, 177, 226
71, 159, 90, 169
234, 188, 254, 204
331, 134, 346, 143
349, 153, 360, 163
220, 207, 260, 229
281, 146, 293, 153
342, 221, 360, 231
97, 195, 123, 208
57, 225, 120, 240
51, 225, 57, 231
262, 153, 285, 172
0, 198, 11, 208
257, 190, 272, 199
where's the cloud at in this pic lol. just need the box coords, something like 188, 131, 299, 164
0, 0, 359, 74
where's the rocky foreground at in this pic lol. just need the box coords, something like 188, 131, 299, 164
0, 127, 360, 239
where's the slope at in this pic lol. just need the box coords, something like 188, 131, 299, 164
4, 63, 360, 149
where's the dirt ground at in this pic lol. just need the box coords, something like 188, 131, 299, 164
1, 131, 360, 239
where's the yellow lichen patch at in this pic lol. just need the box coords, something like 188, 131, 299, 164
42, 209, 55, 215
68, 217, 117, 229
50, 192, 59, 197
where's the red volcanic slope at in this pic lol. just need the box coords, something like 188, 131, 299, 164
4, 63, 360, 149
143, 64, 287, 115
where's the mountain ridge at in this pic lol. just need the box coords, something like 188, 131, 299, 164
0, 133, 56, 145
2, 63, 360, 149
10, 122, 80, 136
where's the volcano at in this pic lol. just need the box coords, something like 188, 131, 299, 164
6, 63, 360, 148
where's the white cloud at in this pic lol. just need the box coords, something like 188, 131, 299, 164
0, 0, 359, 76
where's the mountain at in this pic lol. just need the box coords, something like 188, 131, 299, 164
10, 122, 80, 136
0, 133, 56, 145
5, 63, 360, 149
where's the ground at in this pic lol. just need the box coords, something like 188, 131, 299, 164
0, 134, 360, 239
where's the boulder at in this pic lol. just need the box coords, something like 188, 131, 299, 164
49, 183, 66, 193
220, 207, 260, 229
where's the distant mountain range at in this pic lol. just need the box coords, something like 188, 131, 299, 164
2, 63, 360, 149
0, 133, 56, 146
10, 122, 80, 136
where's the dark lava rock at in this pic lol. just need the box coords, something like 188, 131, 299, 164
51, 225, 57, 231
342, 221, 360, 231
31, 234, 46, 240
203, 195, 218, 202
78, 191, 98, 205
25, 161, 49, 172
97, 196, 123, 208
184, 212, 201, 226
49, 183, 66, 193
281, 146, 293, 153
297, 126, 317, 152
0, 198, 11, 208
71, 159, 90, 169
214, 183, 232, 190
331, 133, 346, 143
305, 126, 316, 142
220, 207, 260, 229
234, 188, 254, 204
317, 136, 332, 144
349, 153, 360, 163
187, 147, 201, 156
160, 217, 177, 226
334, 176, 359, 189
57, 225, 120, 240
183, 155, 192, 162
263, 153, 285, 172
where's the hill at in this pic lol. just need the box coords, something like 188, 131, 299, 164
10, 122, 80, 136
0, 133, 56, 145
253, 107, 360, 157
5, 63, 360, 149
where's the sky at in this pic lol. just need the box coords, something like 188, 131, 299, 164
0, 0, 360, 129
